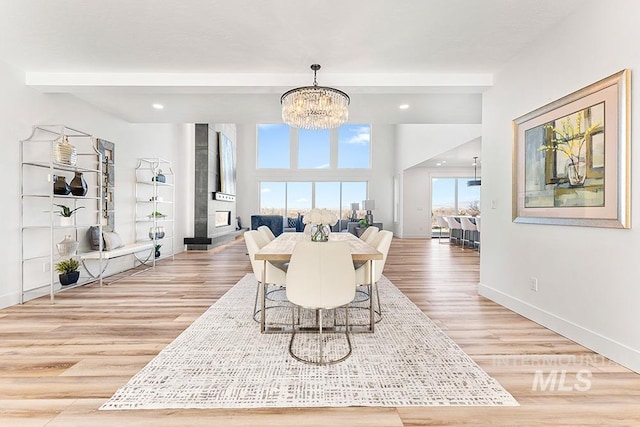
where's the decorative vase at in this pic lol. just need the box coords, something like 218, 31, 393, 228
149, 226, 165, 240
69, 172, 88, 196
53, 175, 71, 195
152, 170, 166, 183
155, 249, 161, 258
566, 158, 587, 187
59, 216, 74, 227
59, 271, 80, 286
56, 235, 79, 256
54, 136, 77, 166
311, 224, 329, 242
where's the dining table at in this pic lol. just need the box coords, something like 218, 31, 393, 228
254, 231, 383, 334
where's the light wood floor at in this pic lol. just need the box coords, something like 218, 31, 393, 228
1, 238, 639, 426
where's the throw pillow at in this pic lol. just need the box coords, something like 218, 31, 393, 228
287, 217, 297, 229
103, 231, 124, 251
87, 226, 103, 251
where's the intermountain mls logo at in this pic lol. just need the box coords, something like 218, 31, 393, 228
531, 369, 592, 392
492, 354, 610, 392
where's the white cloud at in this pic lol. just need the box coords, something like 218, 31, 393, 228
315, 163, 330, 169
261, 188, 271, 193
296, 198, 309, 203
345, 127, 371, 145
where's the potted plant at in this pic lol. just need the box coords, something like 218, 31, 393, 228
56, 258, 80, 286
154, 244, 162, 258
358, 218, 369, 228
54, 204, 84, 226
148, 211, 166, 219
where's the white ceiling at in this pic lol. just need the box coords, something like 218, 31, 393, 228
0, 0, 583, 163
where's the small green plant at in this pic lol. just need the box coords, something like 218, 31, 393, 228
55, 258, 80, 274
149, 211, 165, 217
359, 218, 369, 228
54, 204, 84, 217
154, 244, 162, 251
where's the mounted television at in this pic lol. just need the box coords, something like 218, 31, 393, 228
218, 132, 236, 196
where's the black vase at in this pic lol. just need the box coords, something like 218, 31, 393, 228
155, 250, 161, 258
59, 271, 80, 286
152, 173, 166, 183
70, 172, 88, 196
53, 175, 71, 195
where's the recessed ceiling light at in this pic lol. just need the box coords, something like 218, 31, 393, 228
399, 104, 410, 110
441, 160, 446, 163
436, 162, 442, 166
152, 103, 164, 110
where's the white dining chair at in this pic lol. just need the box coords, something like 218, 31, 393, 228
286, 241, 356, 365
359, 226, 379, 244
244, 230, 287, 323
355, 230, 393, 319
459, 216, 478, 250
257, 225, 276, 241
474, 217, 481, 252
445, 216, 463, 245
436, 216, 450, 243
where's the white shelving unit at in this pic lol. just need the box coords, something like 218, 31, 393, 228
20, 125, 103, 303
134, 158, 175, 264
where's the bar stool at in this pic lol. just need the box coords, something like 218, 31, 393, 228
459, 216, 478, 250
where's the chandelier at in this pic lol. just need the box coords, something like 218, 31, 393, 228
281, 64, 350, 130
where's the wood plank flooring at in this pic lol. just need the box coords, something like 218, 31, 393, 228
1, 237, 639, 426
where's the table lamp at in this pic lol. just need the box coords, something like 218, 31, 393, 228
362, 199, 375, 225
350, 202, 359, 221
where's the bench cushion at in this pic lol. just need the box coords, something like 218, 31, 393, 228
81, 242, 154, 260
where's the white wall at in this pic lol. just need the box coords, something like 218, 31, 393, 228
0, 60, 189, 308
396, 124, 481, 171
236, 124, 395, 232
480, 0, 640, 372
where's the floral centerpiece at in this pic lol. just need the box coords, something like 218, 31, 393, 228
540, 111, 601, 186
303, 208, 338, 242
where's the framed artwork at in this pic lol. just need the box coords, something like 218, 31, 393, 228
513, 69, 631, 228
218, 132, 236, 196
96, 138, 116, 230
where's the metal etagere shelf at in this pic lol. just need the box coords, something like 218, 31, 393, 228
19, 125, 104, 304
134, 158, 175, 264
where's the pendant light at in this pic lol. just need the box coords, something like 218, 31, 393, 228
467, 157, 481, 186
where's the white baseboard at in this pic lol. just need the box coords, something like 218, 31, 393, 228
478, 282, 640, 374
0, 292, 20, 309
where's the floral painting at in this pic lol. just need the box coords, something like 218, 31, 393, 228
513, 69, 630, 228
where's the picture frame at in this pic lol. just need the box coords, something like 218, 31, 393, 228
512, 69, 631, 228
218, 132, 236, 196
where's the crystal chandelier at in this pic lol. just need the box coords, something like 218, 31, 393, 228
281, 64, 350, 130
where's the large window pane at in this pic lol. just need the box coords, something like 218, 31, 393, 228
341, 181, 367, 221
257, 124, 290, 168
458, 179, 481, 216
260, 182, 285, 215
338, 124, 371, 168
286, 182, 312, 217
299, 129, 330, 169
315, 182, 341, 220
432, 178, 456, 234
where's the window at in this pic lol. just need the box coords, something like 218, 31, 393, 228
286, 182, 312, 217
259, 181, 368, 222
257, 124, 371, 170
257, 124, 290, 168
338, 124, 371, 168
298, 129, 330, 169
259, 182, 285, 215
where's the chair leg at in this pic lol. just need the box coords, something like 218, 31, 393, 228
318, 309, 324, 365
252, 280, 260, 322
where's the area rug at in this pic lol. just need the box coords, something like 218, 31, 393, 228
101, 274, 517, 409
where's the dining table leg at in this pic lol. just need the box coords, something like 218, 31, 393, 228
369, 259, 375, 333
261, 259, 267, 333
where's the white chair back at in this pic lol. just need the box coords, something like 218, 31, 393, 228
436, 216, 449, 229
475, 217, 481, 232
356, 230, 393, 285
445, 216, 462, 230
360, 226, 379, 244
244, 230, 286, 285
257, 225, 276, 241
460, 216, 477, 232
286, 241, 356, 309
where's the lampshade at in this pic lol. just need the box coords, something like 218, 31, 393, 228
362, 200, 375, 211
281, 64, 350, 130
350, 202, 360, 211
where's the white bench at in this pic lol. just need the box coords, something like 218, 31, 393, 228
81, 242, 154, 281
